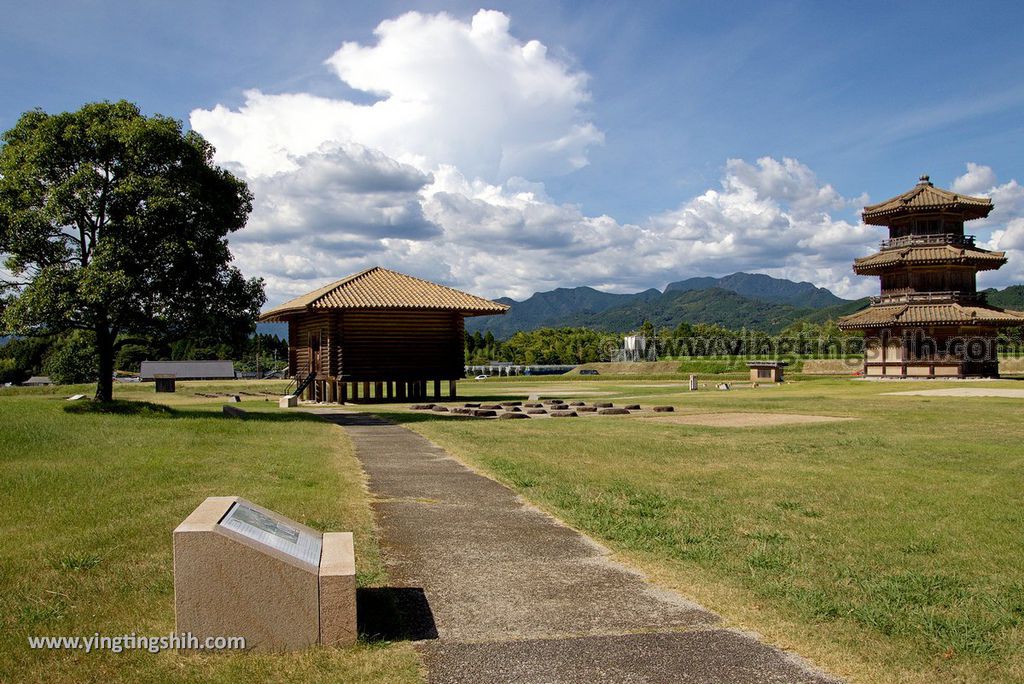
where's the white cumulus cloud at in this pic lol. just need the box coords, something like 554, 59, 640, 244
952, 162, 998, 195
949, 163, 1024, 286
644, 157, 878, 297
189, 11, 1022, 309
191, 9, 601, 181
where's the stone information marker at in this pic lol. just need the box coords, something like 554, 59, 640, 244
174, 496, 356, 651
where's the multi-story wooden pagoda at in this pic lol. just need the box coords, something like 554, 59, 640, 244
839, 175, 1024, 377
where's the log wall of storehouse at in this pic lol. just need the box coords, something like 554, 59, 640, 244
336, 310, 464, 381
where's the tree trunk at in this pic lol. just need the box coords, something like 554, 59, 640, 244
94, 323, 114, 402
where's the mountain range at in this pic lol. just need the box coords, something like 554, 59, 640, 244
466, 272, 866, 337
254, 273, 1024, 340
984, 285, 1024, 310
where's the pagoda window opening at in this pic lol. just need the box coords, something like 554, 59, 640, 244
890, 221, 913, 239
912, 270, 946, 292
942, 219, 964, 235
881, 272, 910, 293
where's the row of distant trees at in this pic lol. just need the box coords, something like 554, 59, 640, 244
465, 320, 865, 366
467, 320, 1024, 366
0, 331, 288, 385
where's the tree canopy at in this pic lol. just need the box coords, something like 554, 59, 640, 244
0, 101, 265, 400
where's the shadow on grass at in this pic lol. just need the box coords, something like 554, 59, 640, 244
357, 587, 438, 642
63, 400, 175, 416
317, 409, 490, 428
61, 400, 325, 423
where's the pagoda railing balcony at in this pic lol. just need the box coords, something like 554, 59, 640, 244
880, 233, 975, 249
869, 291, 986, 305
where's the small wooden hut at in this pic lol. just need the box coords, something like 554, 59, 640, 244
747, 360, 787, 383
258, 267, 508, 402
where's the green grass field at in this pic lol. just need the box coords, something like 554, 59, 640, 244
364, 375, 1024, 684
0, 382, 421, 684
4, 375, 1024, 683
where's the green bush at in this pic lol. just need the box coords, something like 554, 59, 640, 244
42, 331, 99, 384
0, 357, 23, 384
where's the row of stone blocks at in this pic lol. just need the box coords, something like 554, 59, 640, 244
409, 400, 676, 418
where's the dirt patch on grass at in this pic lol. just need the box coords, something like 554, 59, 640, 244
883, 388, 1024, 398
643, 412, 856, 428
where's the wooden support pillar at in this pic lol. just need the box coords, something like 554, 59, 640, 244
328, 381, 336, 403
340, 382, 348, 404
386, 381, 394, 400
433, 379, 441, 398
362, 381, 370, 401
374, 381, 384, 403
449, 380, 457, 398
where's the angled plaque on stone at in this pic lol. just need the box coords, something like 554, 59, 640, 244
219, 501, 323, 567
173, 496, 355, 651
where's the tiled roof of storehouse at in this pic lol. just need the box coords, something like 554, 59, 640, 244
838, 303, 1024, 329
853, 245, 1007, 273
862, 175, 993, 225
258, 267, 510, 321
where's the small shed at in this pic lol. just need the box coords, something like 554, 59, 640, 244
154, 374, 177, 393
258, 267, 508, 402
747, 361, 788, 383
140, 360, 236, 382
23, 376, 53, 386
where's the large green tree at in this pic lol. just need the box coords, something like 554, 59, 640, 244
0, 101, 265, 400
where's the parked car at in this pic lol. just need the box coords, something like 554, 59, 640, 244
474, 374, 489, 380
579, 369, 600, 376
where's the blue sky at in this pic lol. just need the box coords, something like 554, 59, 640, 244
3, 1, 1023, 303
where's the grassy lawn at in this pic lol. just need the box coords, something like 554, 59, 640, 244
0, 381, 422, 684
369, 375, 1024, 683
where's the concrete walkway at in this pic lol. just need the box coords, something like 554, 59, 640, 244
315, 410, 838, 684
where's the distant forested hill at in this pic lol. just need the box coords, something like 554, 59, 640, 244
664, 272, 846, 308
555, 288, 812, 335
984, 285, 1024, 310
467, 272, 859, 337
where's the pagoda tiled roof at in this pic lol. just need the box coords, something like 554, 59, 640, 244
862, 176, 992, 225
838, 302, 1024, 329
853, 244, 1007, 273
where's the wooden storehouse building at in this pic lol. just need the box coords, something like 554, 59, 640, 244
838, 175, 1024, 377
258, 267, 508, 402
